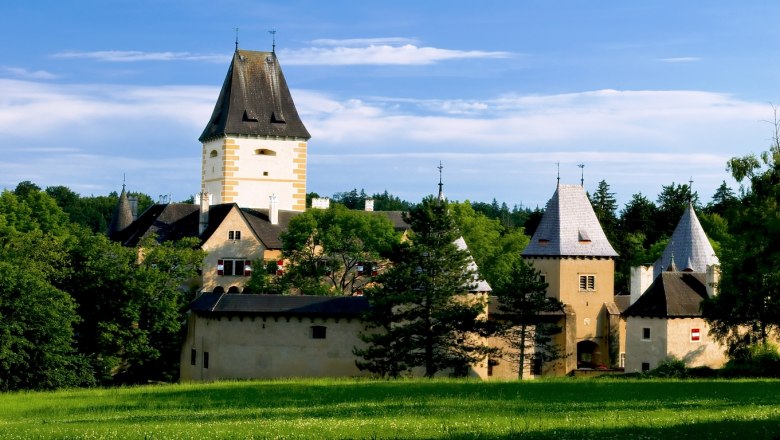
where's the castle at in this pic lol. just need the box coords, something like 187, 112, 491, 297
109, 46, 727, 380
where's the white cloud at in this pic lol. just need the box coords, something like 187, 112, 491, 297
279, 44, 512, 65
52, 50, 229, 63
1, 66, 58, 80
310, 37, 418, 46
659, 57, 701, 63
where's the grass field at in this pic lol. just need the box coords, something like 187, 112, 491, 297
0, 378, 779, 439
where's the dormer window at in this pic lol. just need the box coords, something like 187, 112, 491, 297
578, 228, 591, 243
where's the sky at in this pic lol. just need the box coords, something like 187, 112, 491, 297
1, 1, 779, 209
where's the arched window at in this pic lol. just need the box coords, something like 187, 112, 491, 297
227, 286, 240, 294
210, 150, 218, 158
213, 286, 225, 294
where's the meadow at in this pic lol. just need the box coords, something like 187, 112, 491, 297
0, 378, 778, 439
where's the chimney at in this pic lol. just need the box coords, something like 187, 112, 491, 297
199, 192, 210, 235
629, 265, 653, 305
706, 264, 720, 297
269, 194, 279, 225
364, 199, 374, 212
312, 197, 330, 209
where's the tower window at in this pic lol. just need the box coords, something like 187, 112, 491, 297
210, 150, 218, 158
228, 230, 241, 240
579, 275, 596, 291
263, 171, 269, 176
311, 325, 327, 339
254, 149, 277, 156
642, 328, 651, 340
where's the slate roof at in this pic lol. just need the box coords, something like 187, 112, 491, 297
113, 202, 300, 249
522, 184, 618, 258
370, 211, 410, 232
199, 50, 310, 142
623, 271, 709, 318
454, 236, 492, 292
190, 293, 369, 317
107, 188, 134, 239
653, 203, 719, 278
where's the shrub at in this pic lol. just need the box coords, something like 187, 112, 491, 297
647, 357, 688, 378
724, 343, 780, 378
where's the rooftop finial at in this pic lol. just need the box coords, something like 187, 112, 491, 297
578, 163, 585, 187
556, 162, 560, 186
437, 161, 444, 202
688, 176, 694, 203
269, 29, 277, 53
122, 173, 126, 192
234, 27, 239, 52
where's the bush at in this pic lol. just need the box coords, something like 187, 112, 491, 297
723, 343, 780, 378
647, 357, 688, 378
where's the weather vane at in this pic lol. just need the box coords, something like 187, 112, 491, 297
578, 163, 585, 187
269, 29, 277, 53
556, 162, 560, 185
234, 27, 239, 51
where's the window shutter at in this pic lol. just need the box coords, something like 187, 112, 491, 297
217, 259, 224, 276
244, 260, 252, 276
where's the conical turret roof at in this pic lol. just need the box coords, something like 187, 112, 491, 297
199, 50, 310, 142
523, 184, 618, 257
653, 203, 719, 278
108, 187, 133, 238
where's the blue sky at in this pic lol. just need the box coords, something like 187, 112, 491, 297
1, 1, 779, 209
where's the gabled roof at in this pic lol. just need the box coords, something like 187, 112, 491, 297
199, 50, 310, 142
113, 202, 300, 250
623, 272, 709, 318
653, 203, 719, 278
454, 236, 492, 292
107, 187, 133, 238
369, 211, 410, 232
522, 184, 618, 258
190, 293, 369, 317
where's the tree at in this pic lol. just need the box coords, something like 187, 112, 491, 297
706, 181, 738, 216
656, 182, 699, 236
492, 258, 563, 379
355, 197, 495, 377
589, 180, 618, 242
703, 113, 780, 355
281, 204, 400, 295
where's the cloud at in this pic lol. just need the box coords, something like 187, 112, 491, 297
52, 50, 229, 63
279, 44, 512, 65
659, 57, 701, 63
310, 37, 418, 46
1, 66, 58, 80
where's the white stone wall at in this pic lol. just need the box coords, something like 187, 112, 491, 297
625, 317, 668, 373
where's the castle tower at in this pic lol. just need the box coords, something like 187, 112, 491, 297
653, 202, 719, 278
522, 184, 619, 374
107, 185, 134, 239
199, 49, 311, 211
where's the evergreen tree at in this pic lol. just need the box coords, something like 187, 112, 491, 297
656, 182, 699, 236
589, 180, 618, 243
492, 259, 562, 379
355, 197, 495, 377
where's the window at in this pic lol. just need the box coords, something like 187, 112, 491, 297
217, 259, 252, 276
311, 325, 327, 339
190, 349, 197, 366
209, 150, 218, 158
641, 362, 650, 372
228, 230, 241, 240
579, 275, 596, 291
203, 352, 209, 369
691, 328, 701, 342
642, 327, 651, 340
254, 148, 277, 156
539, 274, 547, 284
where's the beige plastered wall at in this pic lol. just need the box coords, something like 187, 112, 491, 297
525, 256, 615, 371
625, 316, 726, 372
202, 137, 307, 211
200, 207, 266, 292
181, 314, 369, 381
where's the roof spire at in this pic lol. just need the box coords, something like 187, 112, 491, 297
437, 161, 445, 203
269, 29, 276, 53
234, 27, 239, 52
556, 161, 560, 186
688, 176, 694, 204
578, 163, 585, 187
122, 172, 126, 192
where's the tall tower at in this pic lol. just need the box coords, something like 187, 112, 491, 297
522, 184, 619, 374
199, 49, 311, 211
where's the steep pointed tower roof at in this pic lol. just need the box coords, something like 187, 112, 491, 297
199, 50, 310, 142
653, 203, 718, 278
108, 187, 133, 238
523, 184, 618, 257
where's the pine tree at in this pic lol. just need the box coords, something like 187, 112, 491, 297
492, 259, 563, 379
355, 197, 495, 377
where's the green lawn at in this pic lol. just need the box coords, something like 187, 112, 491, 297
0, 378, 779, 439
